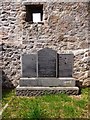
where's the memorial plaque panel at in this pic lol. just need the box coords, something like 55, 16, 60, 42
22, 54, 37, 77
59, 54, 74, 77
38, 48, 57, 77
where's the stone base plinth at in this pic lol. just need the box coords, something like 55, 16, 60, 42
20, 77, 76, 87
16, 86, 79, 96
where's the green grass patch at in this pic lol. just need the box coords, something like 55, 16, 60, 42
2, 88, 89, 119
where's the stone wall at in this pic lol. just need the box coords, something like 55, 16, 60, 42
1, 1, 90, 88
1, 2, 22, 88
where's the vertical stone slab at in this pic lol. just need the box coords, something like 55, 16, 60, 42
38, 48, 57, 77
0, 68, 2, 100
22, 54, 37, 77
59, 54, 74, 77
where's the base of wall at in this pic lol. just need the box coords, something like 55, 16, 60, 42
16, 85, 79, 96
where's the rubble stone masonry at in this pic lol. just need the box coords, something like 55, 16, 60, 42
0, 0, 90, 88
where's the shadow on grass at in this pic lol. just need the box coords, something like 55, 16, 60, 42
2, 89, 15, 99
2, 88, 15, 107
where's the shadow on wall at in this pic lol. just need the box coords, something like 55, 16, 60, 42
2, 70, 14, 89
0, 43, 15, 89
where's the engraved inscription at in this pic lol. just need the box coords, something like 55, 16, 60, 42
22, 54, 36, 77
38, 48, 57, 77
59, 54, 74, 77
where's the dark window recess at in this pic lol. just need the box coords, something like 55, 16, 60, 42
25, 5, 43, 22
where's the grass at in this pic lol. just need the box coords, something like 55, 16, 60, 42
2, 88, 90, 119
2, 89, 15, 107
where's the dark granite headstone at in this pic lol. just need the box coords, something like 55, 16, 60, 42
58, 54, 74, 77
38, 48, 57, 77
22, 54, 37, 77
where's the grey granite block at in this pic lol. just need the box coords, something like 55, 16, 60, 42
20, 78, 38, 87
20, 77, 76, 87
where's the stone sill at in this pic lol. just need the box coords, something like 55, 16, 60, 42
26, 21, 44, 24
